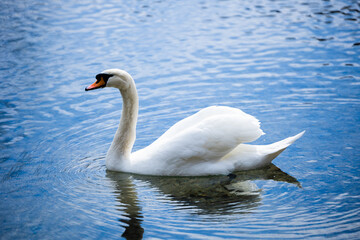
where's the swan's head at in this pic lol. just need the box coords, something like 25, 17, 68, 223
85, 69, 133, 91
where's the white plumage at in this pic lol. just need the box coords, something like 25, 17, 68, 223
85, 69, 304, 176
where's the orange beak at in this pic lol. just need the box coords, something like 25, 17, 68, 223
85, 77, 106, 91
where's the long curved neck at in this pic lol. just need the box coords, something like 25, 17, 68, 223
107, 79, 138, 168
118, 85, 138, 155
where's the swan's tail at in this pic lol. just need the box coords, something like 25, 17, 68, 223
223, 131, 305, 170
266, 131, 305, 150
260, 131, 305, 165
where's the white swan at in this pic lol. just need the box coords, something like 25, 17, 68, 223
85, 69, 304, 176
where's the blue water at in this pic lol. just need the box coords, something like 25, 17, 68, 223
1, 0, 359, 239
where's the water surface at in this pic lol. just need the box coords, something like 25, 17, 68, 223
1, 0, 360, 239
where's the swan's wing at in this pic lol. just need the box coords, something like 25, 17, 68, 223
156, 106, 263, 143
137, 106, 264, 165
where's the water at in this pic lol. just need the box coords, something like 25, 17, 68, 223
1, 0, 359, 239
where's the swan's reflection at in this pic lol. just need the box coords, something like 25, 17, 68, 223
109, 173, 144, 240
107, 164, 300, 239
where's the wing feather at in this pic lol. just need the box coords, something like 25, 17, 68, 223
137, 106, 264, 165
156, 106, 263, 142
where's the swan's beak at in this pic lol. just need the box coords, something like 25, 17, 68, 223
85, 77, 106, 91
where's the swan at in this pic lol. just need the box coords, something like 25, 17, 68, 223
85, 69, 304, 176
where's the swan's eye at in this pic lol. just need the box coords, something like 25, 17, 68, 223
95, 73, 113, 83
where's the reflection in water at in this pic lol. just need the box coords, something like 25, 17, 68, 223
110, 173, 144, 240
107, 164, 300, 239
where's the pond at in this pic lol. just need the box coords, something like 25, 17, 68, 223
1, 0, 359, 239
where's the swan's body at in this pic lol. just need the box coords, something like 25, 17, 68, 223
86, 69, 304, 176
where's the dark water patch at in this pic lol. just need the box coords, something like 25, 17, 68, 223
314, 37, 334, 41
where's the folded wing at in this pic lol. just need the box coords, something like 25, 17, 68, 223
136, 106, 264, 165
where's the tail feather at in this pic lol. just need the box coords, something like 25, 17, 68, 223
226, 131, 305, 171
260, 131, 305, 165
265, 131, 305, 151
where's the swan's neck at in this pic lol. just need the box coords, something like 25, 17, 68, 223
106, 80, 138, 169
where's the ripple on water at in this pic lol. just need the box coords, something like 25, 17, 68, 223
1, 0, 359, 238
